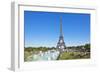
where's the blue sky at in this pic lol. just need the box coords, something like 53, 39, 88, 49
24, 11, 90, 47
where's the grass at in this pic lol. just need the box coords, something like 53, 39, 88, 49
24, 50, 33, 61
58, 52, 90, 60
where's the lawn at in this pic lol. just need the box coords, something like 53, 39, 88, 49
58, 52, 90, 60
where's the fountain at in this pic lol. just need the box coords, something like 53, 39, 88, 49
32, 50, 60, 61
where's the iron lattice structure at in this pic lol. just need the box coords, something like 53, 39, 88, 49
56, 16, 66, 53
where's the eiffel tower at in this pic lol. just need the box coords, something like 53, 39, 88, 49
56, 16, 66, 53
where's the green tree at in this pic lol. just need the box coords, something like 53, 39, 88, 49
84, 44, 90, 52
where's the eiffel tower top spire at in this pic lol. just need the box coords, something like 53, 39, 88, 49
60, 16, 63, 36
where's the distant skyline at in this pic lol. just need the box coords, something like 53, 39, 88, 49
24, 11, 90, 47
